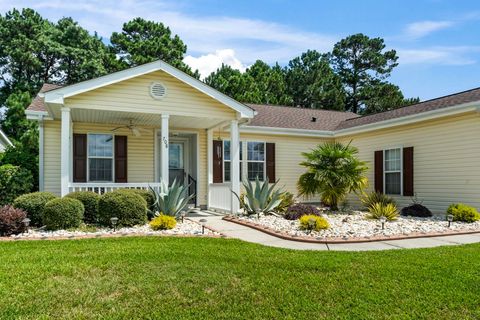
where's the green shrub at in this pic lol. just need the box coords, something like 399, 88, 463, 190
447, 203, 480, 223
360, 192, 396, 209
149, 215, 177, 230
98, 190, 147, 227
0, 164, 33, 206
0, 205, 27, 236
119, 189, 155, 219
366, 203, 399, 221
65, 191, 100, 224
42, 198, 84, 231
13, 192, 58, 226
299, 215, 329, 232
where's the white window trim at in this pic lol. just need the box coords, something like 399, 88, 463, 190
223, 140, 243, 182
87, 133, 115, 183
246, 140, 266, 181
383, 146, 403, 196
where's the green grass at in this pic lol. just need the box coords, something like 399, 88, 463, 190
0, 237, 479, 319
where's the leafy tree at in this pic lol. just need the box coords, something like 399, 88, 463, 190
285, 50, 345, 110
361, 82, 420, 115
110, 17, 199, 78
330, 33, 399, 113
204, 64, 262, 103
1, 92, 32, 142
245, 61, 292, 105
297, 141, 368, 211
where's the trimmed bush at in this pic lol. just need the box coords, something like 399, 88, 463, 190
361, 192, 396, 209
299, 215, 329, 232
447, 203, 480, 223
66, 191, 100, 224
42, 198, 84, 231
98, 190, 147, 227
284, 203, 320, 220
119, 189, 155, 209
150, 215, 177, 230
13, 192, 58, 226
366, 203, 399, 221
0, 164, 33, 206
0, 205, 27, 236
401, 204, 432, 217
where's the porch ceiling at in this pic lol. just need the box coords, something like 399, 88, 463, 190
69, 108, 229, 129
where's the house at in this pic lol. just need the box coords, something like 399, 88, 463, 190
0, 129, 13, 152
26, 60, 480, 214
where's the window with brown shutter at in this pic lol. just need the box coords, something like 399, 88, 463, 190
114, 136, 128, 183
266, 143, 276, 182
403, 147, 414, 196
212, 140, 223, 183
73, 134, 87, 182
374, 150, 383, 193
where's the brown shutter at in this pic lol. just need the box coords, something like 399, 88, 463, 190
374, 150, 383, 193
73, 134, 87, 182
115, 136, 128, 183
403, 147, 414, 196
213, 140, 223, 183
266, 143, 276, 182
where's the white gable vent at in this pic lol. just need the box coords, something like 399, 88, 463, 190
150, 82, 167, 99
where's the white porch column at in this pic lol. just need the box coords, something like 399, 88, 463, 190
230, 120, 240, 214
60, 107, 71, 196
161, 114, 169, 185
207, 128, 213, 208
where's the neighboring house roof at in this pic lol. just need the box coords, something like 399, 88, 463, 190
0, 129, 13, 150
27, 60, 255, 119
247, 104, 359, 131
27, 83, 63, 112
336, 87, 480, 130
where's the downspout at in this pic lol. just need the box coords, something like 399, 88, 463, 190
38, 115, 45, 191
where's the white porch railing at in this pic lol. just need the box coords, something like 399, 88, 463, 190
68, 182, 163, 195
208, 183, 232, 212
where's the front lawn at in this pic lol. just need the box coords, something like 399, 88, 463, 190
0, 237, 479, 319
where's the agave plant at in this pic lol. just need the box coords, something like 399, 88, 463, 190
232, 177, 283, 218
150, 179, 194, 218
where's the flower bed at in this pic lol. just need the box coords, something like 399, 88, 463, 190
5, 219, 219, 240
232, 211, 480, 241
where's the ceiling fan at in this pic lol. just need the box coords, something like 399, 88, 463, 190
111, 120, 151, 137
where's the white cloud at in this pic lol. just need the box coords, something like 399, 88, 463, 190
398, 46, 480, 65
403, 20, 454, 40
184, 49, 247, 78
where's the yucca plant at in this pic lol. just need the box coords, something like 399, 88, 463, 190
150, 179, 194, 218
297, 141, 368, 211
360, 191, 396, 209
232, 177, 283, 218
366, 202, 399, 221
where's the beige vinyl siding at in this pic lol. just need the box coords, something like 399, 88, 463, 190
339, 112, 480, 213
65, 70, 236, 119
44, 121, 61, 194
73, 123, 155, 183
216, 131, 332, 201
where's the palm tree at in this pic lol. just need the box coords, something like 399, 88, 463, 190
297, 141, 368, 211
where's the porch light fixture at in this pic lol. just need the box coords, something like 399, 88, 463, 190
199, 218, 207, 234
447, 214, 454, 228
110, 217, 119, 232
379, 216, 387, 230
22, 218, 31, 233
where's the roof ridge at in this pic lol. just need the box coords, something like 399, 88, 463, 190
343, 85, 480, 122
246, 103, 358, 115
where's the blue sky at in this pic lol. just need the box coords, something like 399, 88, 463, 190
1, 0, 480, 100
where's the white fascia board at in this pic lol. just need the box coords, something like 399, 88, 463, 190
159, 62, 255, 118
42, 60, 256, 119
334, 102, 480, 137
240, 126, 334, 137
25, 110, 52, 121
0, 129, 13, 147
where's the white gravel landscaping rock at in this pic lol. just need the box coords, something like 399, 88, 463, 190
9, 219, 219, 239
237, 211, 480, 239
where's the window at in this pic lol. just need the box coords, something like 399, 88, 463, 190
223, 140, 242, 182
247, 141, 265, 181
384, 148, 402, 195
88, 134, 114, 182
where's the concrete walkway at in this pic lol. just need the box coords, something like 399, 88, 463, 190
189, 214, 480, 251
